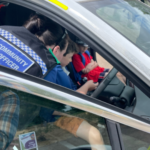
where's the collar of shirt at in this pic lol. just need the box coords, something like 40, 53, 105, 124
48, 48, 60, 64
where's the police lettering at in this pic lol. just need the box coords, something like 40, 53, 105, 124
0, 54, 19, 70
0, 44, 28, 66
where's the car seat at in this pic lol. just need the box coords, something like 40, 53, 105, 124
67, 32, 135, 109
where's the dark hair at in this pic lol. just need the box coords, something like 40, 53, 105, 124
24, 14, 68, 51
64, 39, 78, 56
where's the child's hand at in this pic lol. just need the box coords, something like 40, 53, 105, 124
87, 80, 99, 91
86, 62, 94, 70
91, 59, 94, 62
82, 68, 89, 74
90, 59, 98, 67
88, 61, 98, 69
82, 62, 93, 73
93, 61, 98, 67
82, 61, 98, 74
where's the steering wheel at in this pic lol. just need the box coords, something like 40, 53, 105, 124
91, 67, 118, 98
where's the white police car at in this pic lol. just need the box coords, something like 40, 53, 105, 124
0, 0, 150, 150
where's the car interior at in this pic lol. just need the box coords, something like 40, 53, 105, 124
0, 3, 111, 150
0, 2, 149, 150
0, 2, 136, 110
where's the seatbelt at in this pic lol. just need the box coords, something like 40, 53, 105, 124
78, 50, 91, 65
70, 50, 91, 86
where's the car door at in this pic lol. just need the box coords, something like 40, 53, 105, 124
106, 119, 150, 150
0, 71, 113, 150
0, 0, 150, 149
0, 66, 150, 150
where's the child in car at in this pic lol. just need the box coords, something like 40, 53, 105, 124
45, 37, 99, 94
40, 39, 106, 150
72, 38, 109, 83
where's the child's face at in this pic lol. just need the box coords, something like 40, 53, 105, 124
55, 48, 66, 62
61, 52, 74, 67
78, 45, 88, 53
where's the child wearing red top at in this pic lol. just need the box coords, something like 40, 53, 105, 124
72, 38, 109, 83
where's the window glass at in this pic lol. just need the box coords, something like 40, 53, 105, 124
96, 52, 127, 85
80, 0, 150, 56
0, 85, 111, 150
96, 53, 113, 69
120, 124, 150, 150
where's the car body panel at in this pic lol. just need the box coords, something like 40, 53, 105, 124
0, 68, 149, 134
0, 0, 150, 140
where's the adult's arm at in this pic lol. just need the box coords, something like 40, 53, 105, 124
45, 66, 98, 95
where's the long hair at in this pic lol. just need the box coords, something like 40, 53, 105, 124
24, 14, 68, 51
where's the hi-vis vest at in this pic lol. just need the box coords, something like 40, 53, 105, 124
0, 26, 57, 78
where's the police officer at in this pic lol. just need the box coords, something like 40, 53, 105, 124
0, 14, 68, 78
0, 14, 68, 149
0, 14, 104, 150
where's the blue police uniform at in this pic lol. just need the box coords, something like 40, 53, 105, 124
0, 26, 57, 78
0, 26, 76, 123
0, 26, 58, 149
0, 26, 59, 145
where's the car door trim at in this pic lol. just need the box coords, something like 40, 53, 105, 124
0, 65, 150, 134
106, 119, 124, 150
0, 0, 150, 133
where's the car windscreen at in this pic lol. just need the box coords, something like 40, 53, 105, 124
79, 0, 150, 57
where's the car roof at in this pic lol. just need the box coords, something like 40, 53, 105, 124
1, 0, 150, 87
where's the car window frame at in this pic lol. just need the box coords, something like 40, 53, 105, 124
1, 64, 150, 132
1, 0, 149, 97
0, 0, 150, 134
106, 119, 125, 150
41, 0, 150, 97
106, 119, 150, 150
